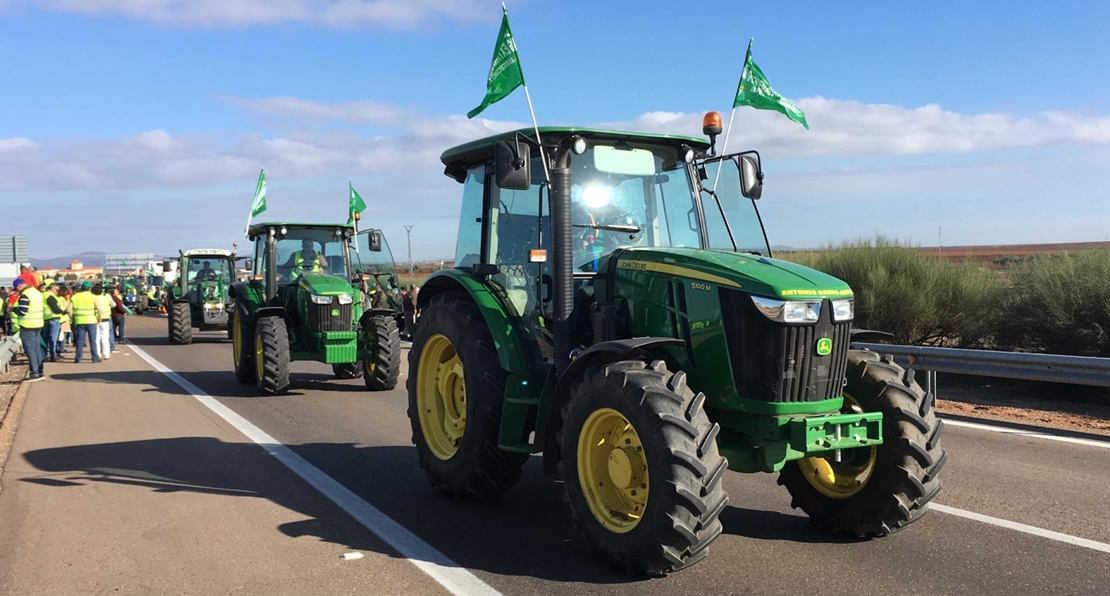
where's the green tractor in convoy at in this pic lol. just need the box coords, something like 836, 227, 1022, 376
408, 116, 946, 575
229, 223, 402, 395
166, 249, 237, 344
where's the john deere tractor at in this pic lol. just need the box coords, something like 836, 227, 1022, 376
167, 249, 237, 344
229, 223, 402, 395
408, 119, 945, 575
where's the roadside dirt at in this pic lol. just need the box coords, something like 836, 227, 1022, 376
934, 377, 1110, 437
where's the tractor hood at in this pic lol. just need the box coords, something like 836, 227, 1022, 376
297, 272, 355, 296
613, 247, 853, 299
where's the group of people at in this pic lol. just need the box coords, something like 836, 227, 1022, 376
1, 266, 130, 382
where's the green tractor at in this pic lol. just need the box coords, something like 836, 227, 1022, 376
229, 223, 402, 395
408, 120, 945, 575
166, 249, 237, 344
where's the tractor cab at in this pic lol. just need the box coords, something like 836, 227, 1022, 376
167, 248, 237, 344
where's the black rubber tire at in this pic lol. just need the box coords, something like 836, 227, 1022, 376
364, 314, 400, 391
255, 316, 291, 396
333, 362, 364, 379
231, 308, 255, 385
169, 302, 192, 345
406, 292, 527, 499
778, 349, 946, 537
557, 359, 729, 576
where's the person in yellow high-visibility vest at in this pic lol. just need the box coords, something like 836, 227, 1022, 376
71, 281, 101, 363
283, 238, 327, 277
93, 283, 114, 359
11, 278, 45, 381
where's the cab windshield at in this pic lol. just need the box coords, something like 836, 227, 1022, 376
267, 229, 350, 282
699, 157, 771, 255
186, 257, 233, 283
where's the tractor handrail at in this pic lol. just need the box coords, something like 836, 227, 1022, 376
850, 342, 1110, 388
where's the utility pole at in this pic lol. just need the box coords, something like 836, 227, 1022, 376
937, 226, 943, 256
403, 225, 414, 276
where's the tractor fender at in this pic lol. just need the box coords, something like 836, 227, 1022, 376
417, 270, 540, 378
540, 337, 685, 474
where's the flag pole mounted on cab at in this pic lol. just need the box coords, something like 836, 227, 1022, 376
467, 3, 549, 183
712, 39, 809, 192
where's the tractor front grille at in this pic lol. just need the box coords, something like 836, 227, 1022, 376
719, 289, 851, 403
309, 301, 353, 333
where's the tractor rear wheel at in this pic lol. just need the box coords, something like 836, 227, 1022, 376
363, 314, 400, 391
558, 360, 728, 576
778, 349, 946, 537
254, 316, 290, 396
407, 292, 527, 499
169, 302, 192, 345
231, 308, 255, 384
333, 363, 364, 379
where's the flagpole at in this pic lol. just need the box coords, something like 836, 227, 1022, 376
710, 107, 738, 193
522, 84, 550, 183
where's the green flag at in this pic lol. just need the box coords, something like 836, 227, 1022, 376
733, 40, 809, 130
467, 7, 526, 119
347, 182, 366, 225
251, 168, 267, 216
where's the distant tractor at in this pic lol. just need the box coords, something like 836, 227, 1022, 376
408, 120, 946, 575
229, 223, 402, 395
166, 249, 237, 344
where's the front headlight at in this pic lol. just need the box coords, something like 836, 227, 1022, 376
310, 294, 333, 305
832, 298, 854, 322
337, 294, 353, 305
751, 296, 821, 323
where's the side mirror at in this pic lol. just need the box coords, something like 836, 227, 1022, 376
739, 154, 763, 199
494, 140, 530, 191
162, 260, 172, 272
369, 231, 382, 252
243, 259, 252, 270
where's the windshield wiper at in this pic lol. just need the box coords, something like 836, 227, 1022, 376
572, 223, 642, 234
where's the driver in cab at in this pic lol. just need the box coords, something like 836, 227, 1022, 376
196, 261, 218, 281
284, 238, 326, 277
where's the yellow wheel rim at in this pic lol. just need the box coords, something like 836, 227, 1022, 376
232, 310, 242, 368
415, 334, 466, 461
576, 408, 648, 533
255, 330, 264, 382
797, 394, 877, 499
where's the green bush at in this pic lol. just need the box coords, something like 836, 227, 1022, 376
779, 237, 1003, 346
997, 250, 1110, 357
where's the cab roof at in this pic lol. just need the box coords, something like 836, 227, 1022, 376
440, 126, 710, 172
246, 222, 354, 238
181, 248, 235, 257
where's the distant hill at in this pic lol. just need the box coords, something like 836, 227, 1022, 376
29, 251, 107, 269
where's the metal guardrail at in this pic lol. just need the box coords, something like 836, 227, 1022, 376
851, 342, 1110, 388
0, 335, 22, 374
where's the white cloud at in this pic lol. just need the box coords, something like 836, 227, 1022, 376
0, 137, 38, 152
25, 0, 494, 28
222, 96, 410, 126
611, 99, 1110, 158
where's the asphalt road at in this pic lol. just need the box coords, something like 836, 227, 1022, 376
2, 313, 1109, 595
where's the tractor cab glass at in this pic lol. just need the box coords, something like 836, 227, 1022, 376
187, 258, 233, 284
270, 229, 350, 281
353, 229, 402, 310
698, 156, 771, 255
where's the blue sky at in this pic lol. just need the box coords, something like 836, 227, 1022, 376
1, 0, 1108, 262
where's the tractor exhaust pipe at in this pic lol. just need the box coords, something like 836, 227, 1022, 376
551, 145, 574, 376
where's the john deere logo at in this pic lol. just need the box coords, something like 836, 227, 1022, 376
331, 308, 340, 317
816, 337, 833, 356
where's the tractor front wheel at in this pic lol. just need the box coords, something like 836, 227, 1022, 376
558, 360, 729, 576
407, 292, 527, 499
254, 316, 290, 396
778, 349, 946, 537
363, 314, 400, 391
169, 302, 192, 345
231, 307, 255, 384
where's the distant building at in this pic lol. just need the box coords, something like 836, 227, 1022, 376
36, 260, 105, 282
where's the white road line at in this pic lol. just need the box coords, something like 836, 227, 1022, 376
126, 342, 501, 596
943, 418, 1110, 449
933, 504, 1110, 554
